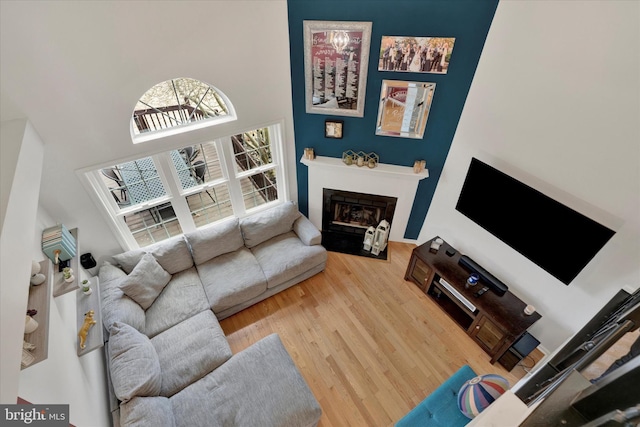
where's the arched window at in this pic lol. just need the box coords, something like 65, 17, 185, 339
131, 77, 236, 143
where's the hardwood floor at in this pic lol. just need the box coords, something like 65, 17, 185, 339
220, 242, 528, 426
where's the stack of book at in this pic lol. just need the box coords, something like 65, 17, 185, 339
42, 224, 76, 264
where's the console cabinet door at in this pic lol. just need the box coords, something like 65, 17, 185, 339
470, 315, 508, 356
407, 256, 432, 291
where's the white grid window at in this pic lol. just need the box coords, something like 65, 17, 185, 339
84, 124, 286, 249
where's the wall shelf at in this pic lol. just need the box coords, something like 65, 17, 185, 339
76, 277, 103, 356
52, 228, 80, 297
22, 260, 52, 369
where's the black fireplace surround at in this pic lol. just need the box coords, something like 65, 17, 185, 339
322, 188, 397, 259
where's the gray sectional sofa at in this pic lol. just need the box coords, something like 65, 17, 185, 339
98, 202, 327, 426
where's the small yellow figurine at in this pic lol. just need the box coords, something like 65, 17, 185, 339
78, 310, 96, 349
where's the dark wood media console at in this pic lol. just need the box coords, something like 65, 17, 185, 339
405, 237, 541, 367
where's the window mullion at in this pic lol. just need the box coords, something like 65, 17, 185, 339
268, 122, 288, 202
153, 152, 196, 234
234, 163, 276, 179
217, 137, 246, 217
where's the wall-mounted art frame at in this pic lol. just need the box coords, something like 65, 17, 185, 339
375, 80, 436, 139
325, 119, 344, 139
304, 20, 372, 117
378, 36, 456, 74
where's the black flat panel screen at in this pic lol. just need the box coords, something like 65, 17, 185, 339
455, 158, 615, 285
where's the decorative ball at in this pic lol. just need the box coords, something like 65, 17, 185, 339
25, 315, 39, 334
30, 273, 46, 286
31, 260, 41, 276
457, 374, 509, 419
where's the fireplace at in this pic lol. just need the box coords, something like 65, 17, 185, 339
302, 154, 429, 244
322, 189, 397, 259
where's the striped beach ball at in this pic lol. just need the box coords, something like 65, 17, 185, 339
457, 374, 509, 419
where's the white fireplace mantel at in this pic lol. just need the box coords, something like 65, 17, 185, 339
300, 155, 429, 181
301, 155, 428, 242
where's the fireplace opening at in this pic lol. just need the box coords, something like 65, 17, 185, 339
333, 203, 382, 229
322, 189, 397, 259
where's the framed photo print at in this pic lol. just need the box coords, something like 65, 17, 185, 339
378, 36, 455, 74
304, 20, 372, 117
375, 80, 436, 139
325, 120, 344, 139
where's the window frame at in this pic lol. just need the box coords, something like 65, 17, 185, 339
80, 122, 288, 251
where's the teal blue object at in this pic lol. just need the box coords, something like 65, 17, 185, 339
396, 365, 477, 427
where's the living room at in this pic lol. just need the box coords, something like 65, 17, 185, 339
1, 1, 638, 426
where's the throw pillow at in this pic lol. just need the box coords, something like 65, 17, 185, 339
108, 322, 161, 403
119, 253, 171, 310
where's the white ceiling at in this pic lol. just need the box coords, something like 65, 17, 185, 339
1, 1, 294, 166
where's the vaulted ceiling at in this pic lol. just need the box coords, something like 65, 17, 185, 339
1, 1, 296, 232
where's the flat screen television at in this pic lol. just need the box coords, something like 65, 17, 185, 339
455, 158, 615, 285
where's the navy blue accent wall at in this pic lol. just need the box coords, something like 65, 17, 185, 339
288, 0, 498, 239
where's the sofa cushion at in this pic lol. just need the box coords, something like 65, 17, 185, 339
119, 253, 172, 310
108, 322, 161, 403
147, 236, 194, 274
113, 249, 144, 275
170, 334, 322, 427
151, 310, 232, 397
102, 281, 146, 333
120, 396, 175, 427
251, 231, 328, 289
240, 201, 301, 248
144, 267, 210, 338
184, 218, 244, 265
113, 236, 193, 275
99, 263, 146, 332
98, 261, 127, 283
197, 247, 267, 313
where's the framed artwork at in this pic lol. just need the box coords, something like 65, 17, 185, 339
304, 20, 372, 117
325, 119, 344, 139
375, 80, 436, 139
378, 36, 456, 74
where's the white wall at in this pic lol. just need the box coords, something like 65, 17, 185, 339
0, 120, 44, 403
18, 207, 110, 426
0, 120, 21, 230
1, 120, 110, 424
420, 0, 640, 351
